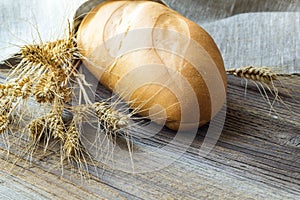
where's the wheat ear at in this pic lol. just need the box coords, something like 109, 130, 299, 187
93, 102, 129, 133
226, 66, 295, 118
227, 66, 278, 84
0, 21, 139, 176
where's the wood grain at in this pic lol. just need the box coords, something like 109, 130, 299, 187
0, 65, 299, 199
0, 0, 299, 199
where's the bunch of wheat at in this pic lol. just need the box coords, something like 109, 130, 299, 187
0, 24, 132, 174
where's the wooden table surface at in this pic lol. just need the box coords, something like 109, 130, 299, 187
0, 0, 300, 200
0, 65, 299, 199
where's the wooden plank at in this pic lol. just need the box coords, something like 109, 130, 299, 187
0, 66, 299, 199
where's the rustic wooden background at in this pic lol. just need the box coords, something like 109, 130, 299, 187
0, 0, 299, 199
0, 63, 299, 199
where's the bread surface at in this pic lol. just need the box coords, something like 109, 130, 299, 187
77, 0, 227, 131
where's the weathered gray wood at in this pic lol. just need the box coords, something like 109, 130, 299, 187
0, 0, 299, 199
0, 66, 299, 199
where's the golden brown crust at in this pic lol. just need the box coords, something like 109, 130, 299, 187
77, 1, 227, 131
184, 19, 227, 86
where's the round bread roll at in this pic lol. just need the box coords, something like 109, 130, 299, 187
77, 0, 227, 131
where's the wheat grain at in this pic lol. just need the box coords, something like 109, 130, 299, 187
227, 66, 278, 84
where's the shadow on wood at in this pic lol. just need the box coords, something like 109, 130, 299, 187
0, 68, 299, 199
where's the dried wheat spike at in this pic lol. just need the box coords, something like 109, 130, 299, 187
0, 99, 12, 115
20, 80, 32, 99
28, 116, 46, 141
14, 77, 32, 99
0, 115, 9, 134
0, 84, 5, 97
34, 73, 56, 103
227, 66, 278, 84
64, 122, 80, 158
20, 38, 76, 69
93, 102, 129, 132
51, 68, 67, 83
0, 83, 14, 98
58, 86, 72, 103
33, 69, 72, 104
1, 83, 12, 98
27, 111, 65, 141
47, 112, 65, 141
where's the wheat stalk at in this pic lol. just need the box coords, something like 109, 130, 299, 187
0, 22, 136, 176
227, 66, 278, 84
226, 66, 293, 117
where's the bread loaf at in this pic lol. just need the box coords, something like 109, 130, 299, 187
77, 0, 227, 131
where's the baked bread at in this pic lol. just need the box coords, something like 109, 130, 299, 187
77, 0, 227, 131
